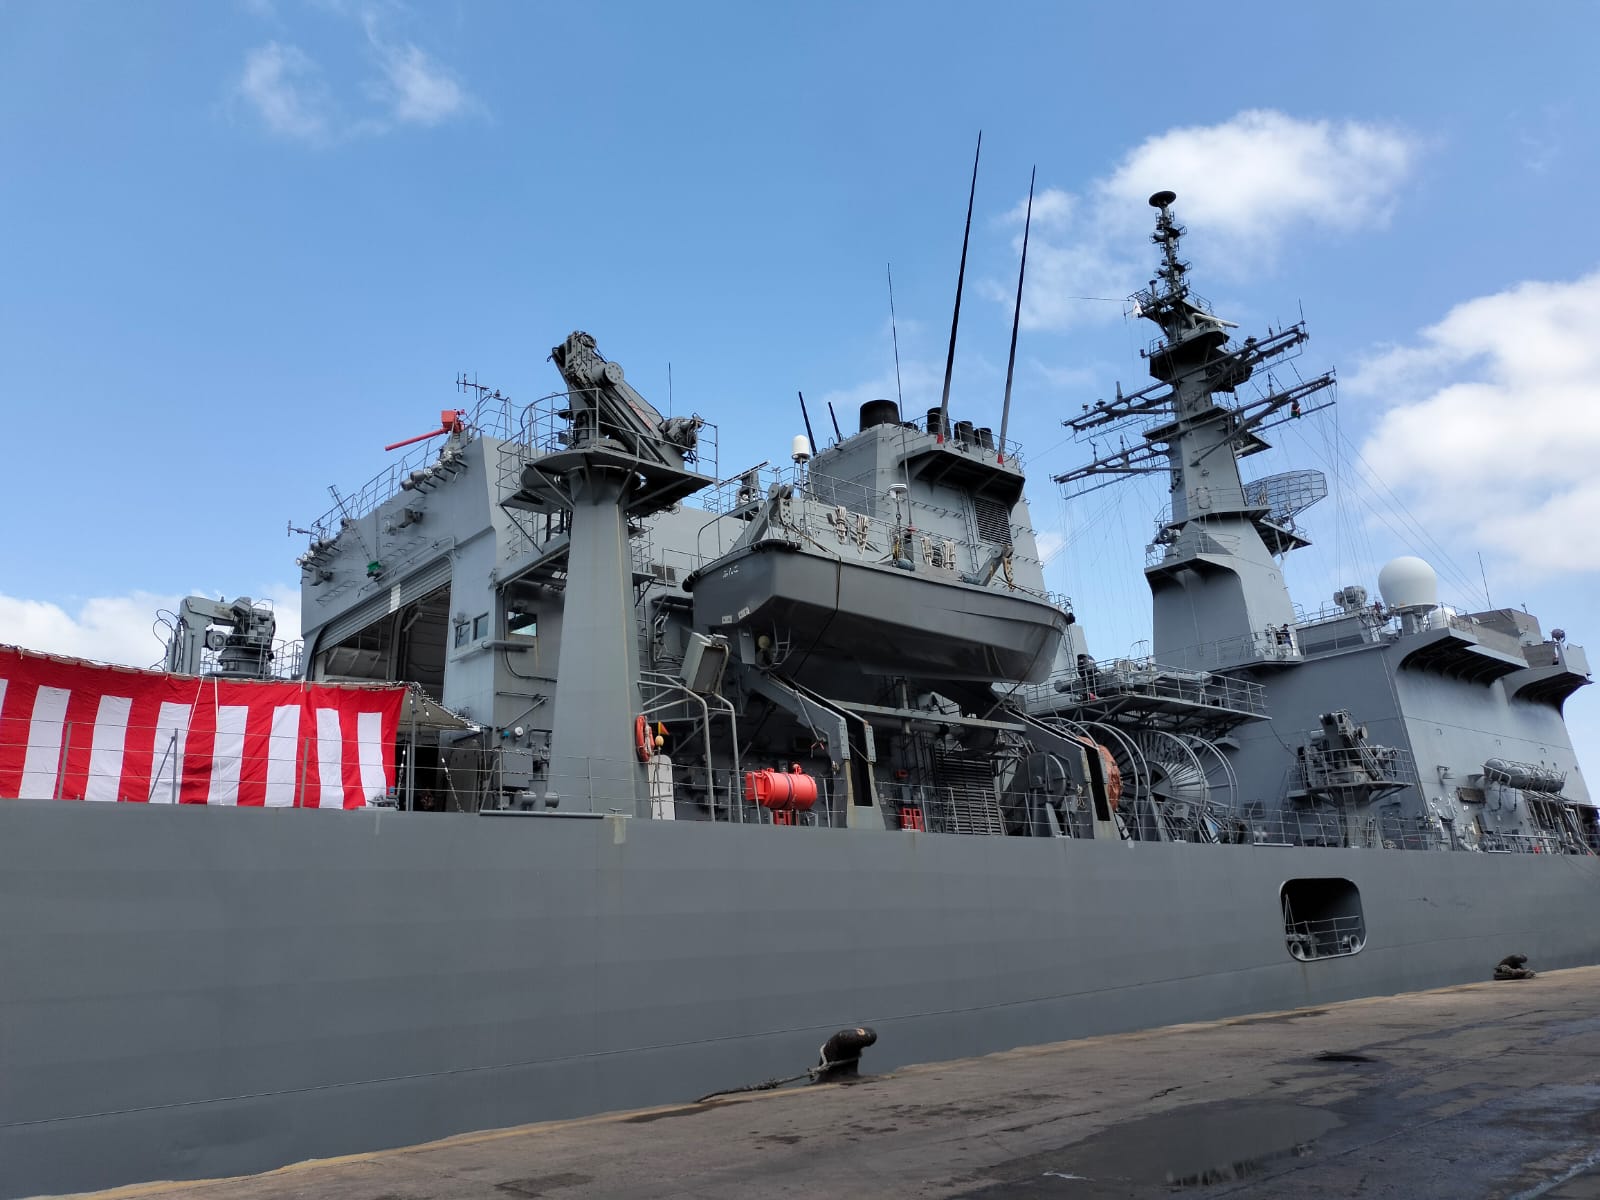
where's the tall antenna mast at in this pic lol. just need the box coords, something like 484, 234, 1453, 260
997, 166, 1035, 465
796, 390, 818, 458
936, 132, 981, 444
886, 263, 905, 414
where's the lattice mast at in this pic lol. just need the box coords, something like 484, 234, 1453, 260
1052, 191, 1336, 668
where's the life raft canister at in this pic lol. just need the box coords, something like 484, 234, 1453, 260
745, 763, 819, 811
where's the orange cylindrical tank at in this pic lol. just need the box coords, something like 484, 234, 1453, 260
744, 763, 819, 811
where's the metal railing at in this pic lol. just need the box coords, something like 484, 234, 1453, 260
1479, 830, 1565, 855
1293, 743, 1418, 796
691, 462, 1057, 601
1284, 912, 1366, 960
302, 389, 521, 539
194, 638, 304, 681
1019, 656, 1268, 718
506, 389, 721, 483
899, 412, 1026, 472
7, 721, 1593, 858
1, 720, 405, 806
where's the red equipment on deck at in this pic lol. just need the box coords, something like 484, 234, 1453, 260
384, 410, 467, 452
744, 763, 818, 811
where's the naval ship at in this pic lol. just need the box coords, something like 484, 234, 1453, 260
1, 185, 1595, 1199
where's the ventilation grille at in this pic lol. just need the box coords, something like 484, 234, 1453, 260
974, 497, 1011, 546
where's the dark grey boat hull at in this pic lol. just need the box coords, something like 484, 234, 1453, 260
687, 543, 1068, 683
5, 800, 1600, 1198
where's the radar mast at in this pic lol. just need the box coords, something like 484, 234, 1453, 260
1053, 192, 1336, 671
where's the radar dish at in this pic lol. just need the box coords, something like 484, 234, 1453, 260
1243, 469, 1328, 525
1149, 190, 1177, 209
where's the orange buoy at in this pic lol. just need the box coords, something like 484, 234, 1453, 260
635, 715, 652, 762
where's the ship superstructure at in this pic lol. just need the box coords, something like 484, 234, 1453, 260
292, 333, 1080, 835
6, 174, 1600, 1200
1044, 191, 1592, 856
286, 191, 1592, 866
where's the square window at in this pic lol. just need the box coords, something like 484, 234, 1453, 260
472, 613, 490, 640
454, 623, 469, 648
508, 611, 538, 638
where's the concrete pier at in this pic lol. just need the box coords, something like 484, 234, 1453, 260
56, 967, 1600, 1199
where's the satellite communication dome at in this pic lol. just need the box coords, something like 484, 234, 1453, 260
1378, 556, 1440, 612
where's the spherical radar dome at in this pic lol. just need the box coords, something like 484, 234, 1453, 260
1378, 556, 1440, 612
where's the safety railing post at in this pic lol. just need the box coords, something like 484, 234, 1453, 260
54, 721, 72, 800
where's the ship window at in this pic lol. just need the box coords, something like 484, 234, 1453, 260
454, 623, 469, 648
1281, 878, 1365, 961
508, 611, 538, 639
472, 613, 490, 640
973, 497, 1011, 545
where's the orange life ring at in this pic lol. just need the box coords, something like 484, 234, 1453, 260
635, 715, 652, 762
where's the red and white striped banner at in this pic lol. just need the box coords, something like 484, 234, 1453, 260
0, 646, 406, 807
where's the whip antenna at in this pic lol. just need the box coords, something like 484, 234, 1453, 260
797, 390, 818, 459
936, 132, 981, 444
997, 166, 1035, 465
887, 263, 905, 414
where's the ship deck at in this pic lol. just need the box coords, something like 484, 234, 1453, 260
58, 966, 1600, 1200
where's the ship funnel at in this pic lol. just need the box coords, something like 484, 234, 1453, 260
1378, 556, 1440, 613
859, 398, 901, 432
1149, 189, 1177, 209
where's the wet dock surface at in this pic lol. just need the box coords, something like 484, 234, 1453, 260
64, 967, 1600, 1200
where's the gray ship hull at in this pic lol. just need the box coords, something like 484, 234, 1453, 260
6, 799, 1600, 1198
687, 543, 1067, 683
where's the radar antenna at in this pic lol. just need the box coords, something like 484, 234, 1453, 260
935, 132, 981, 445
997, 166, 1035, 465
1051, 191, 1340, 668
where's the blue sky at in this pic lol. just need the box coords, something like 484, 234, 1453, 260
2, 1, 1597, 756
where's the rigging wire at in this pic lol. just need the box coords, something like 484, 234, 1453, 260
1328, 424, 1483, 602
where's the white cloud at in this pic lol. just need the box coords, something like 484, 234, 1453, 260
1351, 270, 1600, 577
1098, 110, 1413, 245
236, 42, 330, 143
1002, 187, 1074, 230
370, 42, 468, 126
817, 358, 943, 421
0, 587, 303, 669
232, 11, 475, 144
1003, 110, 1418, 330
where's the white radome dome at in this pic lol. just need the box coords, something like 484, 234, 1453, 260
1378, 556, 1440, 612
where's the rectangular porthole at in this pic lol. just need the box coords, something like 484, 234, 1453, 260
1281, 878, 1365, 961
